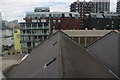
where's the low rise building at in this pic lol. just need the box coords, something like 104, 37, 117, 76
53, 30, 117, 46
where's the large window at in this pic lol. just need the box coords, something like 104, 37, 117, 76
74, 37, 79, 43
32, 23, 37, 27
80, 37, 85, 46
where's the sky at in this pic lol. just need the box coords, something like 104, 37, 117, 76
0, 0, 117, 22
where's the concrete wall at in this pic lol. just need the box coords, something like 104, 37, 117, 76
53, 30, 115, 37
53, 30, 118, 46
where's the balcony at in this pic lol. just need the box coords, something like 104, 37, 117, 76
21, 46, 33, 49
20, 27, 49, 30
20, 33, 49, 36
20, 39, 42, 43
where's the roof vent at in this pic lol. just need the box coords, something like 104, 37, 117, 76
44, 58, 56, 68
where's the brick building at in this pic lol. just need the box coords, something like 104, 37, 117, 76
24, 7, 81, 32
92, 0, 110, 13
83, 13, 120, 30
20, 7, 80, 53
70, 0, 94, 28
117, 0, 120, 13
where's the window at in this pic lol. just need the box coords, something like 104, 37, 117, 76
32, 20, 38, 22
80, 37, 85, 46
17, 35, 20, 38
23, 30, 25, 33
14, 31, 17, 33
49, 14, 52, 17
42, 14, 46, 17
112, 21, 114, 24
53, 14, 56, 18
74, 37, 79, 43
62, 14, 65, 17
66, 20, 69, 23
75, 14, 78, 19
41, 19, 46, 22
58, 20, 61, 23
32, 24, 37, 27
53, 20, 56, 23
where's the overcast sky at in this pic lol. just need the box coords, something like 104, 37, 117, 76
0, 0, 117, 22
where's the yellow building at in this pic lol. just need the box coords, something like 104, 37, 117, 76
14, 29, 21, 52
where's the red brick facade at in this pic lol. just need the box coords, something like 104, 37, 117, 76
24, 16, 81, 32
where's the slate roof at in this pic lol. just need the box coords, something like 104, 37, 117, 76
87, 31, 120, 78
8, 31, 118, 78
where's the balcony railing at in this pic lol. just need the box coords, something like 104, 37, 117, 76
20, 33, 49, 36
21, 46, 33, 49
20, 27, 49, 30
21, 39, 42, 42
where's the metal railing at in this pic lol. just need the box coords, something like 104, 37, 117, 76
20, 27, 49, 30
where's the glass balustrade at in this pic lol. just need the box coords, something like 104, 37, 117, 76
20, 27, 49, 29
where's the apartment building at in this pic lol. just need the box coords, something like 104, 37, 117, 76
20, 22, 50, 53
92, 0, 110, 13
83, 13, 120, 30
117, 0, 120, 13
20, 7, 80, 53
70, 0, 94, 28
34, 7, 50, 12
24, 8, 81, 32
70, 0, 94, 17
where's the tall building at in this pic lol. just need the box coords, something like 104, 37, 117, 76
117, 0, 120, 13
70, 0, 94, 28
1, 20, 8, 29
0, 12, 1, 32
92, 0, 110, 13
83, 13, 120, 30
70, 0, 94, 17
